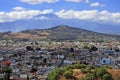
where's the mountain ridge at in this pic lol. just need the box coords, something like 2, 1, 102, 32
0, 16, 120, 34
0, 25, 120, 42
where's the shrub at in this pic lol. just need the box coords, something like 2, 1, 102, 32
102, 65, 112, 69
86, 67, 91, 73
47, 67, 62, 80
54, 67, 63, 75
81, 68, 87, 73
95, 67, 107, 78
85, 73, 95, 80
79, 77, 86, 80
102, 73, 113, 80
63, 69, 73, 79
73, 64, 86, 69
47, 72, 58, 80
64, 65, 73, 71
83, 45, 89, 49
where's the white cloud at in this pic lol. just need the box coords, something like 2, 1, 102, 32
0, 7, 53, 22
90, 2, 105, 7
55, 10, 120, 24
0, 7, 120, 24
35, 16, 49, 20
13, 7, 26, 11
20, 0, 59, 5
40, 9, 53, 14
85, 0, 89, 3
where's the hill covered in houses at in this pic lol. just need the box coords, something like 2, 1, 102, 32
0, 25, 120, 42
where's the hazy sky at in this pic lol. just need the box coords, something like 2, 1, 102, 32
0, 0, 120, 32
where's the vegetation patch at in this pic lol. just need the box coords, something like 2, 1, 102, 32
47, 64, 119, 80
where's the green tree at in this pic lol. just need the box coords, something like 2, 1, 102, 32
83, 45, 89, 49
81, 68, 87, 73
63, 69, 73, 79
89, 45, 98, 52
64, 65, 73, 71
85, 73, 95, 80
47, 67, 63, 80
95, 67, 107, 78
73, 64, 86, 69
54, 67, 63, 75
47, 72, 58, 80
102, 73, 113, 80
2, 66, 12, 80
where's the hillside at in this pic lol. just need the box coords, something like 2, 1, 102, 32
47, 64, 120, 80
0, 25, 120, 41
59, 69, 120, 80
48, 25, 120, 41
0, 17, 120, 34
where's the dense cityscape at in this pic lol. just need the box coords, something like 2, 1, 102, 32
0, 39, 120, 80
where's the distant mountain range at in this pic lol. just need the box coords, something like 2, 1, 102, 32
0, 25, 120, 42
0, 13, 120, 34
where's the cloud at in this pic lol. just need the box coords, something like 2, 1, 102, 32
40, 9, 53, 14
90, 2, 105, 7
55, 10, 120, 24
0, 7, 120, 24
0, 7, 53, 22
20, 0, 59, 5
35, 16, 49, 20
85, 0, 89, 3
13, 7, 26, 11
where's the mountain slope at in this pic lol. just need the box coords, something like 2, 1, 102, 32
0, 25, 120, 41
48, 25, 120, 41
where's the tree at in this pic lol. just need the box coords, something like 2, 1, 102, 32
47, 72, 58, 80
70, 48, 74, 52
30, 68, 37, 73
73, 64, 86, 69
95, 67, 107, 78
63, 69, 73, 79
47, 68, 63, 80
85, 73, 95, 80
86, 67, 91, 73
114, 47, 119, 52
35, 47, 41, 51
2, 61, 12, 80
64, 65, 73, 71
102, 73, 113, 80
26, 46, 34, 52
43, 58, 47, 63
83, 45, 89, 49
26, 74, 30, 80
54, 68, 63, 75
81, 68, 87, 73
89, 45, 98, 52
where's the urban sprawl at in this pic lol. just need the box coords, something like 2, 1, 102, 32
0, 40, 120, 80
